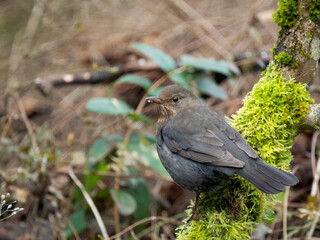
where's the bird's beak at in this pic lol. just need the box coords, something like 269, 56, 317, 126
146, 96, 162, 104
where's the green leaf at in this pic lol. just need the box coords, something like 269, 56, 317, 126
265, 209, 275, 225
275, 192, 285, 202
127, 132, 170, 178
66, 209, 87, 237
129, 112, 155, 126
142, 150, 170, 177
131, 43, 177, 72
88, 135, 123, 165
196, 77, 228, 100
126, 177, 150, 222
86, 98, 133, 115
88, 138, 110, 164
170, 71, 191, 89
116, 74, 152, 90
181, 55, 233, 76
148, 87, 164, 96
110, 189, 137, 216
84, 174, 101, 192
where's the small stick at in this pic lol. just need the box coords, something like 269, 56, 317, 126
283, 165, 299, 240
307, 131, 320, 238
109, 216, 182, 240
16, 98, 40, 154
68, 166, 109, 240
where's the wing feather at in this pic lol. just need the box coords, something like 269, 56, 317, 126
216, 116, 259, 159
162, 128, 245, 168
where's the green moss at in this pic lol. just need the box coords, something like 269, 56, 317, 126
309, 0, 320, 22
176, 62, 313, 240
274, 52, 293, 65
307, 33, 312, 38
273, 0, 299, 29
232, 62, 313, 167
274, 52, 299, 68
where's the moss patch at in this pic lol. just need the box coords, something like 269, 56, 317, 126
309, 0, 320, 22
274, 52, 299, 68
231, 62, 313, 167
176, 62, 313, 240
273, 0, 299, 29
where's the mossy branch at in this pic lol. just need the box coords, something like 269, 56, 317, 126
176, 62, 313, 240
176, 0, 319, 239
272, 0, 320, 85
300, 104, 320, 130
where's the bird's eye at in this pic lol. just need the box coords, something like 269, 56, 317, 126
172, 96, 179, 103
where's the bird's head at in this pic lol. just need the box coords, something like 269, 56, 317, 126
146, 84, 199, 121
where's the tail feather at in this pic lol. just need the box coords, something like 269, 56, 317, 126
237, 159, 298, 194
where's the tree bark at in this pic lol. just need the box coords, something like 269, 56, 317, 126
273, 0, 319, 85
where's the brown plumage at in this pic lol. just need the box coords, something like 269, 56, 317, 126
146, 84, 298, 195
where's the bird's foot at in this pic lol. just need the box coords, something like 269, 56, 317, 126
186, 209, 199, 223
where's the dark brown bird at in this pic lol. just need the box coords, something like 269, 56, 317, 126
146, 84, 298, 215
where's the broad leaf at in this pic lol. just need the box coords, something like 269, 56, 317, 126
66, 209, 87, 237
86, 98, 133, 115
143, 150, 170, 177
148, 87, 164, 96
131, 43, 176, 72
181, 55, 232, 76
197, 77, 228, 100
127, 177, 150, 223
88, 135, 123, 165
128, 132, 170, 178
84, 174, 101, 192
169, 71, 191, 89
130, 112, 154, 126
116, 74, 152, 90
110, 189, 137, 216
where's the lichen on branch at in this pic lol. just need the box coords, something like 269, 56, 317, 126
176, 62, 313, 240
271, 0, 320, 85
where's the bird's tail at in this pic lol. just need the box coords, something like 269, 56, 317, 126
237, 159, 298, 194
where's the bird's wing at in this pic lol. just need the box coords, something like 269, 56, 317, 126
215, 115, 259, 159
162, 126, 245, 168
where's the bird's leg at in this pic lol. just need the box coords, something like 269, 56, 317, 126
186, 192, 200, 223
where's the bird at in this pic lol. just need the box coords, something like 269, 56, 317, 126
146, 84, 298, 219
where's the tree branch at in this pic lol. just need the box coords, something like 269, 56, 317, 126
300, 104, 320, 130
272, 0, 320, 85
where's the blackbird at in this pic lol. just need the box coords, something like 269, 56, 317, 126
146, 84, 298, 213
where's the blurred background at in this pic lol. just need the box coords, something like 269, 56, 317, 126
0, 0, 319, 239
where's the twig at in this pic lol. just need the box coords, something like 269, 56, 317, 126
16, 98, 40, 154
1, 113, 14, 138
307, 131, 320, 238
310, 131, 320, 197
136, 74, 167, 114
118, 74, 167, 233
6, 0, 45, 91
123, 74, 167, 145
51, 168, 172, 182
136, 0, 229, 58
67, 219, 81, 240
283, 165, 299, 240
169, 0, 232, 55
109, 216, 182, 240
113, 201, 121, 235
68, 166, 109, 240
